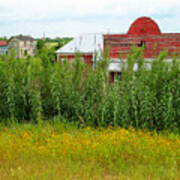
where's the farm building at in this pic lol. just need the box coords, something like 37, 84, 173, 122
105, 16, 180, 81
0, 41, 8, 55
8, 35, 37, 58
104, 16, 180, 59
56, 17, 180, 81
56, 33, 103, 65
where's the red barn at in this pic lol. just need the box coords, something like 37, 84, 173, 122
104, 16, 180, 59
104, 17, 180, 81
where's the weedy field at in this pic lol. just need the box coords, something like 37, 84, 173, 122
0, 48, 180, 179
0, 48, 180, 131
0, 123, 179, 180
45, 42, 59, 49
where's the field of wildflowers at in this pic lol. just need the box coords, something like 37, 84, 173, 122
0, 123, 179, 179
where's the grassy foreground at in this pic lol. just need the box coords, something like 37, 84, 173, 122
0, 123, 179, 180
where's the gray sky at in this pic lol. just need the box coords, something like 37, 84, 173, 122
0, 0, 180, 38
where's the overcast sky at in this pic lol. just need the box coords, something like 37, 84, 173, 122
0, 0, 180, 38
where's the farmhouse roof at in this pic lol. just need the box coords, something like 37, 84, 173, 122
56, 33, 103, 54
10, 35, 36, 41
0, 41, 7, 47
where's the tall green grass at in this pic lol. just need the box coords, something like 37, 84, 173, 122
0, 48, 179, 131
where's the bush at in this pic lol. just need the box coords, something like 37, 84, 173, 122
0, 48, 179, 131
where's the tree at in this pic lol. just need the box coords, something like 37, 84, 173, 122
37, 39, 45, 50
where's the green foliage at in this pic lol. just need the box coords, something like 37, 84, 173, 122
37, 37, 72, 50
44, 37, 73, 49
0, 49, 180, 131
36, 37, 72, 64
0, 36, 7, 41
36, 39, 45, 50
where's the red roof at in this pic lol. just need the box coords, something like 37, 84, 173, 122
128, 17, 161, 35
0, 41, 7, 47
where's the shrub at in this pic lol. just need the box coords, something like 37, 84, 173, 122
0, 48, 179, 131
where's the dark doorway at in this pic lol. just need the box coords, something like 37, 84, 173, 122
109, 72, 122, 83
138, 41, 146, 47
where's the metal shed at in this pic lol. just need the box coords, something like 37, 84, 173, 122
56, 33, 103, 65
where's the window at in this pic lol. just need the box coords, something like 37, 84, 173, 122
24, 50, 28, 56
138, 41, 146, 47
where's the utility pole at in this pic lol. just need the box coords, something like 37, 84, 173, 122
43, 32, 46, 40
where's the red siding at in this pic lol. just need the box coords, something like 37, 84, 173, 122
59, 54, 93, 65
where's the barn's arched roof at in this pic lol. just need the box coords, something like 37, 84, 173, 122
127, 17, 161, 35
